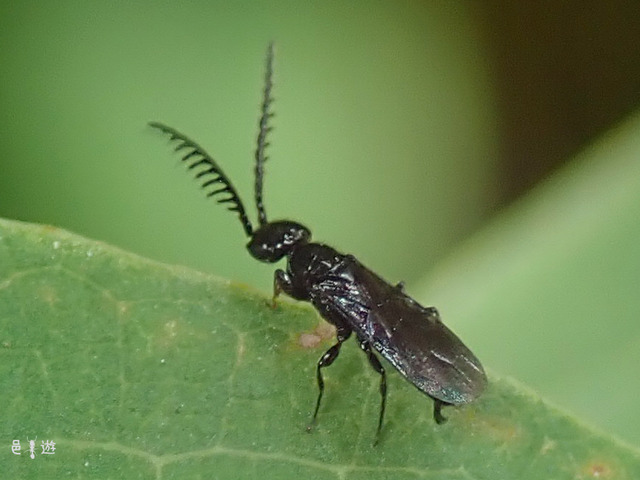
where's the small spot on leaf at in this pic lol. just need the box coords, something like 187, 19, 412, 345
38, 285, 59, 306
475, 415, 521, 445
298, 321, 336, 349
582, 460, 614, 478
539, 436, 556, 454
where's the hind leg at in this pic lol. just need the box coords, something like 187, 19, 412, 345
433, 398, 449, 424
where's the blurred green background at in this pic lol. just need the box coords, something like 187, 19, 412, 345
1, 1, 639, 447
0, 1, 501, 291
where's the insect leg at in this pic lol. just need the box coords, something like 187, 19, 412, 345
359, 340, 387, 444
307, 326, 352, 432
433, 398, 448, 424
273, 268, 309, 307
272, 269, 293, 308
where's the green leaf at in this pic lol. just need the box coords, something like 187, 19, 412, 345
1, 218, 639, 478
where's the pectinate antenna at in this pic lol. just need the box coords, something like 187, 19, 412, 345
254, 42, 275, 226
149, 121, 254, 237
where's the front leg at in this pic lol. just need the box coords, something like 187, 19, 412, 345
273, 268, 310, 308
272, 269, 293, 308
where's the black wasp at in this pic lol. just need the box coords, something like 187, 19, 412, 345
150, 43, 486, 443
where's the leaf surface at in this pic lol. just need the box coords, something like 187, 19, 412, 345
1, 218, 639, 479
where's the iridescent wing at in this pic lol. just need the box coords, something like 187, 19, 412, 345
314, 259, 486, 405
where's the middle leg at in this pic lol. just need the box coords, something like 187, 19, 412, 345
360, 340, 387, 444
307, 327, 352, 431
